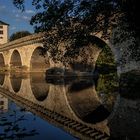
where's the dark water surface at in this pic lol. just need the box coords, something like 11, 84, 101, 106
0, 72, 140, 140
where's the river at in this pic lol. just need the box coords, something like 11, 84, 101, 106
0, 72, 140, 140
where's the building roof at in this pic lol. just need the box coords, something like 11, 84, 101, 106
0, 20, 9, 26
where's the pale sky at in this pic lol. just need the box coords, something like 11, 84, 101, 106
0, 0, 37, 36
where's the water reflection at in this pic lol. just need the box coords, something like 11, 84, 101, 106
30, 73, 49, 101
109, 71, 140, 139
0, 72, 114, 139
0, 105, 39, 140
67, 79, 110, 123
0, 94, 8, 113
0, 73, 5, 86
10, 73, 22, 92
0, 71, 139, 139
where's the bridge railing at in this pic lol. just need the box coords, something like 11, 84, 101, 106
0, 32, 46, 51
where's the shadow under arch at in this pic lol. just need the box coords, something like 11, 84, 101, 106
0, 53, 5, 68
10, 50, 22, 69
30, 47, 50, 72
68, 35, 106, 72
30, 73, 49, 101
10, 73, 22, 93
0, 73, 5, 86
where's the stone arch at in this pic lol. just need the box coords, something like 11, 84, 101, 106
10, 50, 22, 69
10, 73, 22, 93
0, 53, 5, 67
30, 73, 49, 101
30, 47, 50, 72
67, 35, 117, 74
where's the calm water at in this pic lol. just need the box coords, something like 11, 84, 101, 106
0, 72, 140, 140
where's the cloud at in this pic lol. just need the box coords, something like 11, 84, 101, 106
25, 9, 35, 14
11, 26, 16, 30
22, 15, 30, 21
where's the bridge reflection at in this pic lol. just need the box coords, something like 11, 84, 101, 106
30, 73, 49, 101
0, 73, 4, 86
0, 73, 111, 139
0, 72, 139, 139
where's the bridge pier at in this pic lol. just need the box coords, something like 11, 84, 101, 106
2, 50, 12, 69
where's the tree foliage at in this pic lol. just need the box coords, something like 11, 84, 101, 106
12, 0, 139, 33
12, 0, 139, 64
10, 31, 31, 41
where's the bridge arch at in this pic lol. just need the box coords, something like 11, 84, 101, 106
30, 46, 50, 72
10, 49, 22, 69
0, 53, 5, 68
66, 35, 118, 75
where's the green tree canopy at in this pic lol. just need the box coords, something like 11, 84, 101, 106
10, 31, 31, 41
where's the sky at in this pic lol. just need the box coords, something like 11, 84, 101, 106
0, 0, 37, 37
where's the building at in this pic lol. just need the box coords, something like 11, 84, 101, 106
0, 20, 9, 45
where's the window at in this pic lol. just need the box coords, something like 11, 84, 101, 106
0, 30, 3, 34
0, 37, 3, 39
0, 26, 3, 29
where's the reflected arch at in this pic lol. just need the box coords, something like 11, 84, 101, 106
30, 47, 50, 72
10, 50, 22, 68
10, 73, 22, 92
30, 73, 49, 101
0, 73, 5, 86
66, 78, 117, 124
0, 53, 5, 67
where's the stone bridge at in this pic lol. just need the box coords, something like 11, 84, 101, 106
0, 32, 51, 72
0, 27, 139, 75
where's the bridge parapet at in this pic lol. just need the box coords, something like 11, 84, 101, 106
0, 32, 45, 51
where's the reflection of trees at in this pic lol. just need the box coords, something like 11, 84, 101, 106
96, 72, 118, 111
119, 70, 140, 99
0, 107, 38, 139
96, 45, 119, 111
69, 79, 94, 92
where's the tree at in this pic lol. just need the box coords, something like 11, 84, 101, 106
12, 0, 140, 65
12, 0, 139, 32
10, 31, 31, 41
